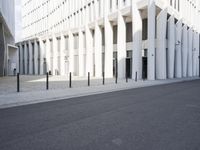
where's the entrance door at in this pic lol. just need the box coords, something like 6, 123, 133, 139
142, 57, 147, 79
113, 52, 118, 77
113, 58, 118, 77
126, 58, 132, 78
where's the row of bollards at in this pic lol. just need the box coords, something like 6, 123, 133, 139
16, 71, 138, 92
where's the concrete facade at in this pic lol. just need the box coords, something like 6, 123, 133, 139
0, 0, 17, 76
17, 0, 200, 80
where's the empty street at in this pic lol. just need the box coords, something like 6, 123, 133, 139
0, 80, 200, 150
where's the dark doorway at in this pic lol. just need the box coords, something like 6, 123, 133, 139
142, 57, 147, 79
113, 52, 118, 77
113, 58, 118, 78
126, 58, 132, 78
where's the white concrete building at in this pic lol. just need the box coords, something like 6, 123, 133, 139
0, 0, 17, 76
17, 0, 200, 80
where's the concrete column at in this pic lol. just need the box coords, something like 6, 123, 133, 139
79, 30, 84, 76
118, 0, 123, 9
16, 47, 20, 74
45, 38, 51, 73
39, 39, 44, 75
172, 0, 175, 8
117, 12, 126, 78
112, 0, 116, 11
182, 25, 188, 77
104, 18, 113, 78
148, 0, 156, 80
69, 31, 74, 74
132, 2, 142, 80
175, 20, 182, 78
100, 0, 104, 17
94, 25, 103, 78
49, 39, 53, 74
126, 0, 131, 6
167, 15, 175, 78
94, 0, 101, 77
44, 40, 46, 74
53, 36, 58, 75
0, 23, 5, 76
196, 33, 200, 76
188, 28, 193, 77
86, 26, 94, 76
34, 40, 39, 75
60, 34, 65, 75
19, 44, 23, 74
156, 9, 167, 80
24, 43, 28, 75
28, 41, 33, 75
192, 32, 197, 76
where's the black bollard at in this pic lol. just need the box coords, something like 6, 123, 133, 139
69, 72, 72, 88
115, 72, 118, 84
46, 72, 49, 90
135, 72, 138, 82
199, 56, 200, 77
115, 59, 118, 84
17, 73, 20, 92
103, 72, 105, 85
88, 72, 90, 86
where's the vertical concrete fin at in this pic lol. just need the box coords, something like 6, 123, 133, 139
147, 0, 156, 80
69, 31, 74, 74
60, 34, 66, 75
104, 18, 113, 78
156, 9, 167, 80
79, 30, 84, 77
34, 40, 39, 75
95, 25, 103, 78
175, 20, 183, 78
181, 25, 188, 77
117, 12, 126, 79
86, 26, 94, 76
187, 28, 193, 77
28, 41, 33, 75
132, 1, 142, 80
167, 15, 175, 79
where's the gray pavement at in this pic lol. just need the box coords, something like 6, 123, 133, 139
0, 80, 200, 150
0, 75, 199, 109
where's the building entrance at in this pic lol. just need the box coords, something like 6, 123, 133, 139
126, 58, 132, 78
113, 52, 118, 77
142, 57, 147, 79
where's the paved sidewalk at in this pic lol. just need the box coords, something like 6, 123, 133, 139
0, 75, 199, 109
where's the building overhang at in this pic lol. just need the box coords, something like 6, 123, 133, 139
0, 12, 14, 40
7, 44, 18, 49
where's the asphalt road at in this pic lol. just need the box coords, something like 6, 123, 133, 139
0, 80, 200, 150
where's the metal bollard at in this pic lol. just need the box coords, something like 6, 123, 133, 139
88, 72, 90, 86
135, 72, 137, 82
199, 56, 200, 77
115, 59, 118, 84
115, 73, 118, 84
103, 72, 105, 85
17, 73, 20, 92
46, 72, 49, 90
69, 72, 72, 88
